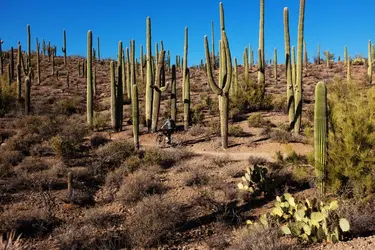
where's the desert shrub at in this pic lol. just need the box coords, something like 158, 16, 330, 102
327, 82, 375, 198
126, 196, 185, 248
50, 136, 78, 158
0, 75, 17, 116
116, 170, 165, 204
230, 84, 273, 114
351, 56, 365, 65
93, 112, 109, 131
206, 119, 221, 136
272, 95, 287, 112
96, 141, 135, 167
0, 150, 22, 177
229, 125, 248, 137
89, 134, 109, 148
189, 124, 205, 136
247, 113, 271, 128
191, 106, 205, 125
142, 149, 190, 169
185, 168, 210, 187
56, 98, 79, 115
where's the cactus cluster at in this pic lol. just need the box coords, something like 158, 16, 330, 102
237, 165, 268, 196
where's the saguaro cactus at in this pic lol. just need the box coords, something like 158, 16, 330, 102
130, 39, 139, 149
151, 50, 169, 132
231, 58, 238, 95
211, 21, 216, 70
0, 39, 3, 75
97, 37, 101, 61
110, 61, 117, 130
17, 44, 22, 100
140, 45, 144, 84
292, 46, 296, 87
10, 47, 14, 80
116, 42, 124, 131
344, 46, 347, 65
284, 7, 294, 129
274, 48, 277, 82
182, 27, 189, 130
243, 47, 249, 83
62, 30, 67, 66
204, 2, 232, 149
52, 46, 55, 76
25, 76, 31, 115
121, 49, 126, 98
294, 0, 306, 135
304, 40, 308, 68
87, 30, 93, 126
36, 38, 40, 85
368, 40, 372, 85
171, 65, 177, 122
325, 51, 330, 68
126, 47, 131, 100
145, 17, 153, 132
258, 0, 265, 91
27, 24, 31, 67
314, 81, 328, 195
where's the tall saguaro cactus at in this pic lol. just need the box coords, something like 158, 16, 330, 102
292, 46, 296, 87
182, 27, 189, 130
211, 21, 216, 70
116, 42, 124, 131
250, 45, 254, 68
62, 30, 67, 66
36, 38, 40, 85
27, 24, 31, 67
171, 65, 177, 121
110, 61, 117, 130
126, 46, 132, 100
130, 39, 139, 149
97, 37, 101, 61
258, 0, 265, 90
284, 7, 294, 129
17, 44, 22, 100
204, 2, 232, 149
243, 47, 249, 83
0, 39, 3, 75
314, 81, 328, 195
25, 75, 31, 115
344, 46, 348, 65
368, 40, 372, 85
151, 50, 169, 132
294, 0, 306, 135
140, 45, 144, 84
145, 17, 153, 132
231, 58, 238, 95
87, 30, 93, 126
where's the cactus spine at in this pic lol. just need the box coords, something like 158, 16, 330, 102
62, 30, 67, 66
171, 65, 177, 121
145, 17, 153, 132
284, 7, 294, 130
258, 0, 265, 92
274, 48, 277, 82
204, 2, 232, 149
183, 27, 190, 130
25, 76, 31, 115
314, 81, 328, 195
243, 47, 249, 83
87, 30, 93, 126
151, 50, 169, 132
368, 40, 372, 85
36, 38, 40, 85
294, 0, 306, 135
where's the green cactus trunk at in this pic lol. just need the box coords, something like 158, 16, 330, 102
140, 45, 144, 84
344, 46, 347, 65
129, 39, 139, 149
52, 47, 55, 76
314, 81, 328, 195
62, 30, 67, 66
368, 40, 372, 85
145, 17, 153, 132
291, 46, 296, 87
243, 47, 249, 83
183, 27, 189, 130
317, 44, 320, 64
232, 57, 238, 95
0, 39, 3, 75
151, 50, 168, 132
110, 61, 117, 130
122, 49, 126, 98
171, 65, 177, 121
93, 66, 96, 96
284, 7, 295, 130
204, 2, 232, 149
27, 24, 31, 67
372, 44, 375, 64
10, 47, 14, 80
258, 0, 265, 92
97, 37, 100, 61
126, 47, 131, 100
347, 56, 351, 83
294, 0, 306, 135
325, 51, 329, 68
17, 44, 22, 100
86, 30, 93, 126
304, 41, 308, 68
274, 48, 277, 83
25, 75, 31, 115
211, 21, 215, 70
250, 46, 254, 68
116, 42, 124, 131
36, 38, 40, 85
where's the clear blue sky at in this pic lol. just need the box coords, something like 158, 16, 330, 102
1, 0, 374, 66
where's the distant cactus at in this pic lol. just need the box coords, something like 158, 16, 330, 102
211, 20, 216, 70
204, 2, 232, 149
243, 47, 249, 83
87, 30, 93, 126
16, 63, 21, 100
130, 40, 139, 150
274, 48, 277, 83
314, 81, 328, 194
62, 30, 67, 66
36, 38, 40, 85
249, 44, 254, 68
231, 57, 238, 96
121, 48, 126, 98
171, 65, 177, 122
52, 46, 55, 76
116, 42, 124, 131
7, 63, 11, 85
42, 39, 46, 56
97, 37, 100, 61
344, 46, 348, 65
368, 40, 372, 85
325, 51, 329, 68
25, 75, 31, 115
294, 0, 306, 135
140, 45, 144, 84
258, 0, 265, 95
10, 47, 14, 80
110, 61, 116, 130
126, 47, 131, 100
0, 39, 3, 75
27, 24, 31, 67
183, 27, 189, 130
284, 7, 294, 129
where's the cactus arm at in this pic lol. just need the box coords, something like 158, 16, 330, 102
204, 36, 222, 95
222, 31, 232, 94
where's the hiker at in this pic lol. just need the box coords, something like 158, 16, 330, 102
160, 116, 175, 146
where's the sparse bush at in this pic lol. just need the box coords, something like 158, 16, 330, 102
247, 113, 271, 128
143, 149, 190, 169
0, 76, 17, 116
272, 95, 287, 112
93, 112, 109, 131
189, 124, 205, 136
229, 125, 248, 137
96, 141, 134, 167
117, 170, 165, 204
50, 135, 77, 158
127, 196, 185, 248
185, 168, 210, 187
191, 106, 205, 125
56, 98, 79, 115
